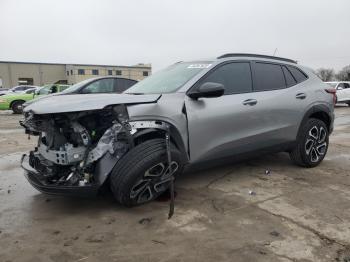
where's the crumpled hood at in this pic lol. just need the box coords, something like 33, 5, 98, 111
23, 93, 161, 114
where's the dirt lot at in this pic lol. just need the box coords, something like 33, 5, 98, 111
0, 107, 350, 262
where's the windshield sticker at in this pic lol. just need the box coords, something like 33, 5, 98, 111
187, 64, 212, 69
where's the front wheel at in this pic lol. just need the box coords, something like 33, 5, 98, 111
110, 138, 184, 206
289, 118, 329, 168
11, 100, 24, 114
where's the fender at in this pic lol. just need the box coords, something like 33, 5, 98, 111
297, 104, 334, 139
94, 120, 189, 186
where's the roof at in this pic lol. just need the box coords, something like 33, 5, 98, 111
0, 60, 151, 69
217, 53, 297, 64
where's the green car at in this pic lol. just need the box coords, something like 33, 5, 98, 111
0, 84, 69, 114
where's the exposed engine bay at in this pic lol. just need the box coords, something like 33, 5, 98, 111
20, 104, 168, 188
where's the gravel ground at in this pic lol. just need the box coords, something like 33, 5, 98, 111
0, 107, 350, 262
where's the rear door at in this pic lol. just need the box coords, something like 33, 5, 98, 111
248, 62, 310, 146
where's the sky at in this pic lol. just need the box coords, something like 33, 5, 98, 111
0, 0, 349, 73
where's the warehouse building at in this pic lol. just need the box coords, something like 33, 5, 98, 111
0, 61, 152, 89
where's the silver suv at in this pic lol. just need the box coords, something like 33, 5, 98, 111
21, 54, 335, 206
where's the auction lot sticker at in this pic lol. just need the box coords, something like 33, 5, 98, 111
187, 64, 212, 69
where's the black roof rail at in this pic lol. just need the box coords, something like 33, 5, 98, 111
217, 53, 297, 64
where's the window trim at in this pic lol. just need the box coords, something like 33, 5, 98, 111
187, 60, 254, 96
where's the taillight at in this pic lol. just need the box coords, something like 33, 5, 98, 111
325, 88, 337, 104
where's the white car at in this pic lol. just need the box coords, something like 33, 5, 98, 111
326, 81, 350, 106
0, 85, 39, 96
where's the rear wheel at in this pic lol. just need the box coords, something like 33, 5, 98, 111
110, 138, 183, 206
289, 118, 329, 167
11, 100, 24, 114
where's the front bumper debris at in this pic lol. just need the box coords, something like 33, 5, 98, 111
21, 154, 99, 197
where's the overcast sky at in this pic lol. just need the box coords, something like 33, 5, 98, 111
0, 0, 349, 72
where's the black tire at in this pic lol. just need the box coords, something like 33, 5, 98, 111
289, 118, 329, 168
110, 138, 183, 207
11, 100, 24, 114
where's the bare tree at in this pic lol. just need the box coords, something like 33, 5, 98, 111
316, 68, 335, 82
336, 65, 350, 81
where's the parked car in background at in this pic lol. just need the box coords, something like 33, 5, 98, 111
60, 77, 137, 94
0, 85, 38, 96
35, 84, 70, 96
21, 54, 334, 207
22, 77, 137, 110
0, 87, 38, 113
326, 81, 350, 106
0, 84, 69, 114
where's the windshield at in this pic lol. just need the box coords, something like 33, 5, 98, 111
61, 78, 94, 94
125, 62, 212, 94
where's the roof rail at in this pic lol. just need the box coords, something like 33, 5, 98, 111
217, 53, 297, 64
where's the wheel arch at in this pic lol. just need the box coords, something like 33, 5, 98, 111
94, 120, 189, 187
10, 99, 25, 109
298, 104, 333, 136
132, 123, 189, 163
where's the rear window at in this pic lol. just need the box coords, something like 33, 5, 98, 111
253, 62, 286, 91
287, 66, 308, 83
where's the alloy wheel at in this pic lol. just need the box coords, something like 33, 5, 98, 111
304, 125, 327, 163
130, 161, 178, 204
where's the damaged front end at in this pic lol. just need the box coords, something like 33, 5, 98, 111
20, 105, 133, 196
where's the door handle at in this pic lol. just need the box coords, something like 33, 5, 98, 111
242, 99, 257, 106
296, 93, 306, 99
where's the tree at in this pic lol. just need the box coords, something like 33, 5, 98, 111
336, 65, 350, 81
316, 68, 335, 82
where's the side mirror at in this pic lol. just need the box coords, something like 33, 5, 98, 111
188, 82, 225, 99
337, 87, 344, 90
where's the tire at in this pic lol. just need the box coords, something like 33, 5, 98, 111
110, 138, 183, 207
289, 118, 329, 168
11, 100, 24, 114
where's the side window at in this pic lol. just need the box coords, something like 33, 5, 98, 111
81, 79, 115, 94
59, 85, 69, 92
337, 83, 345, 89
254, 62, 286, 91
344, 83, 350, 89
200, 62, 252, 95
114, 79, 137, 93
287, 66, 308, 83
282, 66, 297, 87
15, 86, 25, 91
26, 89, 35, 94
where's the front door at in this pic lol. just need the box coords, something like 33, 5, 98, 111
185, 61, 259, 163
